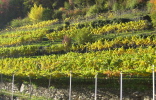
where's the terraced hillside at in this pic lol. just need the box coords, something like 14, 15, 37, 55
0, 18, 155, 78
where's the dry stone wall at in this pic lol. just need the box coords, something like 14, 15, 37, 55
0, 82, 153, 100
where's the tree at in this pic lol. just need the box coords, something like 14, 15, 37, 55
149, 0, 156, 28
149, 0, 156, 10
28, 4, 44, 22
0, 0, 25, 28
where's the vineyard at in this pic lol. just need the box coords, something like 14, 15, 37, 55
0, 11, 155, 100
0, 46, 155, 78
0, 18, 155, 79
1, 0, 156, 99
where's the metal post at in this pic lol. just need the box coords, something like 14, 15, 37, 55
0, 74, 2, 91
12, 74, 14, 100
120, 72, 122, 100
48, 74, 52, 99
29, 76, 32, 99
69, 71, 72, 100
95, 73, 98, 100
1, 74, 3, 83
153, 65, 155, 100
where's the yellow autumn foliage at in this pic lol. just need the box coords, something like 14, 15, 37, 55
28, 4, 45, 22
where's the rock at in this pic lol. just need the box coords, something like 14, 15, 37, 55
143, 96, 150, 100
20, 83, 25, 92
0, 81, 153, 100
131, 91, 143, 100
123, 96, 130, 100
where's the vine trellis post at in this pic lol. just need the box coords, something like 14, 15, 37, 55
95, 73, 98, 100
69, 71, 72, 100
12, 73, 15, 100
0, 73, 3, 91
0, 73, 3, 84
152, 65, 155, 100
29, 76, 32, 100
48, 73, 52, 99
120, 71, 123, 100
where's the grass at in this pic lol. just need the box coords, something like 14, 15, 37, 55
0, 90, 51, 100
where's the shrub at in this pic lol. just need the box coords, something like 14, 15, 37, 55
147, 1, 154, 12
63, 9, 83, 18
74, 28, 93, 45
150, 12, 156, 28
126, 0, 139, 9
56, 26, 64, 31
42, 8, 52, 20
90, 20, 111, 28
111, 18, 131, 24
112, 3, 119, 11
86, 5, 100, 17
81, 8, 88, 15
52, 10, 63, 19
64, 21, 70, 28
10, 18, 23, 28
76, 23, 86, 29
148, 0, 156, 12
64, 1, 71, 10
10, 17, 32, 28
148, 0, 156, 28
28, 4, 45, 22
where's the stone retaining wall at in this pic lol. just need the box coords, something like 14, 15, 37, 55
0, 82, 153, 100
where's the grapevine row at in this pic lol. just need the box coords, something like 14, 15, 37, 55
92, 20, 148, 34
46, 20, 148, 42
0, 35, 155, 57
0, 29, 48, 47
85, 35, 156, 51
0, 46, 155, 78
18, 19, 58, 30
0, 45, 40, 58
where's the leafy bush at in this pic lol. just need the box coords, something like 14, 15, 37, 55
42, 8, 52, 20
56, 26, 64, 31
86, 5, 100, 16
63, 9, 84, 18
148, 0, 156, 28
126, 0, 139, 9
76, 23, 86, 29
52, 10, 63, 19
10, 17, 32, 28
28, 4, 44, 22
148, 0, 156, 12
150, 12, 156, 28
64, 1, 71, 10
111, 18, 131, 24
147, 1, 154, 12
64, 21, 70, 29
90, 20, 111, 28
73, 28, 93, 44
112, 3, 120, 11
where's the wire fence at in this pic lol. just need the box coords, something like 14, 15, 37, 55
0, 66, 155, 100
